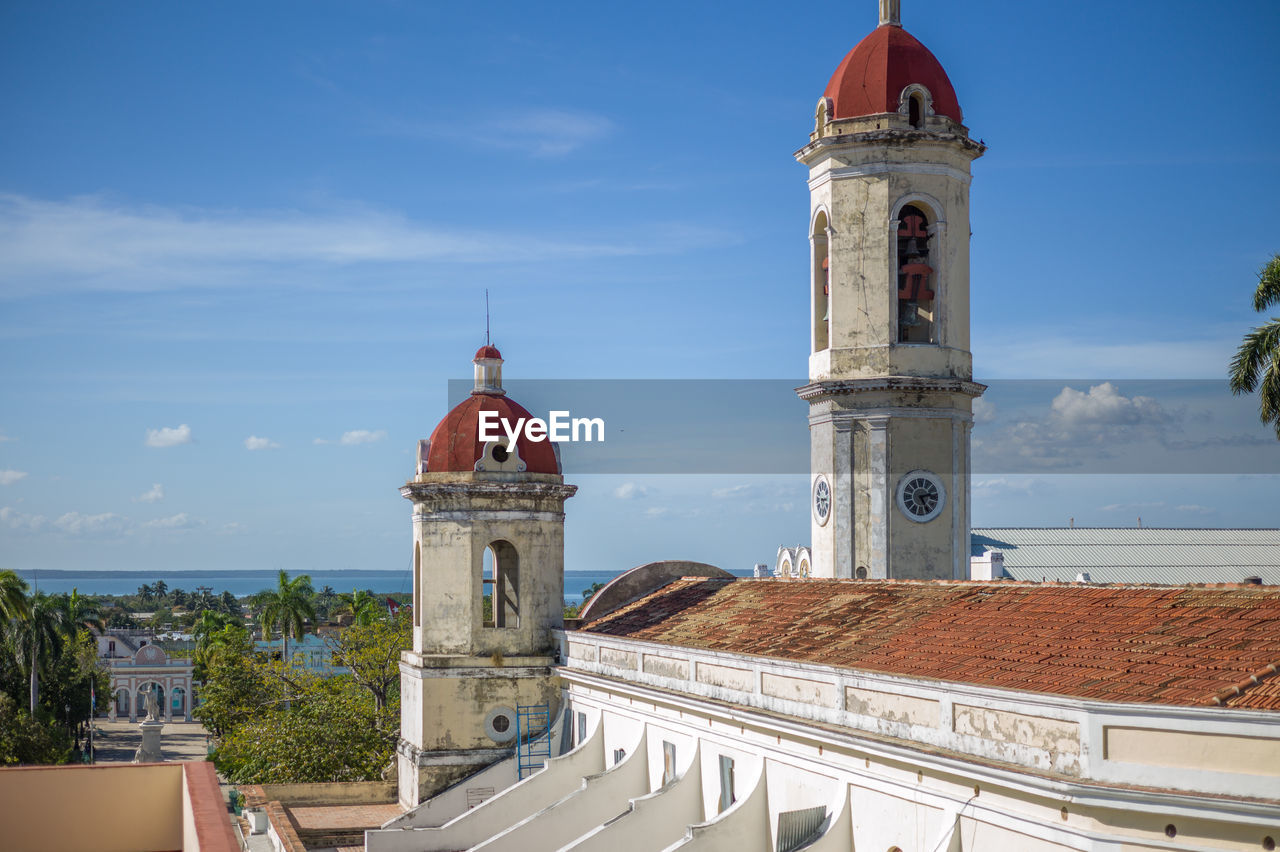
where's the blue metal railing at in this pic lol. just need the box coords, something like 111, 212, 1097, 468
515, 703, 551, 780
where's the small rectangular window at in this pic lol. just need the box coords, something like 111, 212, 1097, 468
662, 741, 677, 785
613, 748, 626, 766
577, 712, 587, 744
717, 755, 735, 813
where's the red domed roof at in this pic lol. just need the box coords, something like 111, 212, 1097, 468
425, 393, 560, 474
474, 345, 503, 360
823, 25, 962, 123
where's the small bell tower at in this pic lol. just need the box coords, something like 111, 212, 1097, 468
397, 345, 576, 808
796, 1, 985, 580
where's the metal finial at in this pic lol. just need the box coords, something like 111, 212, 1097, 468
880, 0, 901, 26
485, 289, 490, 346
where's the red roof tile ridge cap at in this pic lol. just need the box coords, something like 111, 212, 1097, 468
1208, 660, 1280, 706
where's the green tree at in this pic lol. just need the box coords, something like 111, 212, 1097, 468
219, 590, 240, 616
314, 585, 338, 619
0, 570, 29, 621
59, 588, 104, 634
153, 580, 168, 600
1230, 253, 1280, 439
335, 589, 380, 627
192, 610, 235, 680
192, 624, 274, 738
0, 693, 72, 766
256, 570, 316, 665
10, 593, 70, 714
328, 610, 410, 715
38, 631, 109, 738
212, 671, 394, 783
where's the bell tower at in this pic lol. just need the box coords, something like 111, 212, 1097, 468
397, 345, 576, 808
796, 0, 984, 580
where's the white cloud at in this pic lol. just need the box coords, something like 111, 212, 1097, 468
0, 470, 28, 485
0, 506, 46, 531
53, 511, 127, 536
0, 193, 731, 299
613, 482, 649, 499
972, 397, 997, 424
339, 429, 386, 445
135, 483, 164, 503
145, 424, 192, 448
972, 477, 1039, 497
378, 108, 614, 158
643, 507, 670, 518
1175, 504, 1218, 515
139, 513, 198, 530
1050, 382, 1170, 428
244, 435, 280, 450
1, 505, 201, 537
1099, 501, 1168, 512
0, 431, 13, 442
977, 383, 1177, 470
711, 483, 758, 499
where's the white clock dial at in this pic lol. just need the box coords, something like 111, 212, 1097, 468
812, 475, 831, 526
896, 470, 945, 523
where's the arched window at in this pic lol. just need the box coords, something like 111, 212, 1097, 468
413, 542, 422, 627
896, 203, 936, 344
908, 93, 923, 128
813, 97, 832, 137
812, 210, 830, 352
482, 541, 520, 628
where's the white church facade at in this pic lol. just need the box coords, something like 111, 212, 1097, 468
360, 3, 1280, 851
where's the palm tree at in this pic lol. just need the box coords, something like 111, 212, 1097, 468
336, 589, 380, 626
256, 570, 316, 664
152, 580, 168, 601
11, 592, 70, 713
0, 569, 29, 621
136, 584, 154, 605
315, 585, 338, 618
1230, 253, 1280, 439
60, 587, 104, 634
193, 610, 232, 651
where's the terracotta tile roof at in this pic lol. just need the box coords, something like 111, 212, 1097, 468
579, 578, 1280, 710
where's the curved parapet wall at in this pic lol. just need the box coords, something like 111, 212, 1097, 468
578, 561, 733, 624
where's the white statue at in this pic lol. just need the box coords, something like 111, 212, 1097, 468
145, 686, 161, 722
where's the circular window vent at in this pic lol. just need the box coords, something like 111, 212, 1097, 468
484, 706, 517, 743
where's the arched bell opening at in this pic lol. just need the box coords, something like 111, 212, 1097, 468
812, 209, 831, 352
482, 541, 520, 628
895, 202, 939, 344
413, 541, 422, 628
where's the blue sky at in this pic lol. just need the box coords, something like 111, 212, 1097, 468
1, 0, 1278, 577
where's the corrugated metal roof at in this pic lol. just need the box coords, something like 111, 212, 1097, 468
971, 528, 1280, 585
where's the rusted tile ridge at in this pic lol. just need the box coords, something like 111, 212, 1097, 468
1212, 661, 1280, 709
581, 578, 1280, 710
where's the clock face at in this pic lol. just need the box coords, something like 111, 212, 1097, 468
812, 475, 831, 526
896, 470, 945, 523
